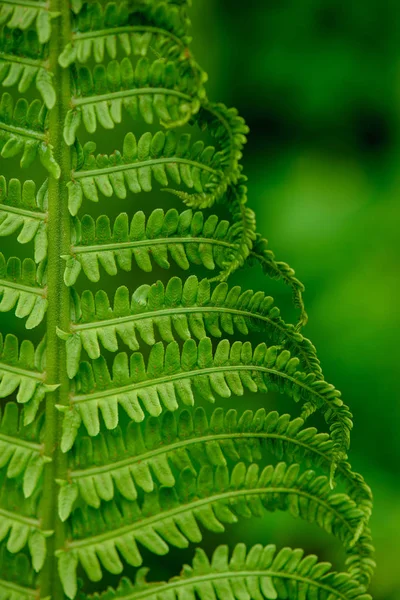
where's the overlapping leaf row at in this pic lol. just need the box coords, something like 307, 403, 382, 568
58, 461, 374, 597
0, 253, 47, 329
0, 472, 48, 572
0, 27, 55, 108
0, 400, 45, 498
87, 544, 372, 600
65, 274, 321, 374
64, 0, 192, 59
63, 407, 372, 524
64, 209, 235, 285
0, 3, 53, 45
65, 55, 204, 140
67, 126, 239, 210
61, 337, 350, 457
0, 176, 48, 262
0, 92, 59, 175
61, 1, 205, 141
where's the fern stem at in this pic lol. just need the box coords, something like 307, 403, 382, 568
39, 2, 71, 599
0, 508, 41, 528
74, 25, 184, 47
0, 122, 45, 140
0, 53, 48, 68
72, 364, 326, 404
0, 579, 36, 598
73, 158, 218, 179
71, 237, 235, 254
0, 362, 44, 379
68, 432, 340, 480
0, 432, 41, 451
0, 204, 46, 219
72, 88, 191, 106
72, 304, 260, 330
0, 279, 45, 294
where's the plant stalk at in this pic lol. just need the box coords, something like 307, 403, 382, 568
39, 3, 71, 599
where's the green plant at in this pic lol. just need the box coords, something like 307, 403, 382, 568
0, 1, 374, 599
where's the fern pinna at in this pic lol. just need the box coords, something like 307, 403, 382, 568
0, 1, 374, 600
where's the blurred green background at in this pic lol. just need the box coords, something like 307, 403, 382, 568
189, 1, 399, 598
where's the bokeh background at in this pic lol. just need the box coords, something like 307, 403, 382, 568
189, 1, 399, 598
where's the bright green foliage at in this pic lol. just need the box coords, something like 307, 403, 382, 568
0, 92, 59, 175
84, 543, 373, 600
0, 28, 55, 108
0, 253, 47, 328
0, 2, 374, 600
63, 209, 234, 283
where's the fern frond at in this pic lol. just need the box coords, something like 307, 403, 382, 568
0, 2, 374, 598
0, 401, 47, 498
59, 407, 371, 525
0, 1, 54, 44
83, 544, 371, 600
156, 107, 254, 273
216, 176, 257, 278
345, 527, 375, 586
0, 177, 48, 262
200, 103, 248, 183
161, 102, 249, 211
64, 275, 320, 376
64, 210, 234, 284
0, 252, 47, 329
0, 579, 36, 600
60, 338, 349, 461
0, 476, 50, 572
0, 93, 59, 176
0, 547, 36, 600
0, 333, 55, 423
250, 235, 308, 328
0, 28, 55, 108
0, 254, 47, 328
69, 131, 223, 211
57, 462, 367, 591
64, 56, 203, 143
60, 1, 193, 66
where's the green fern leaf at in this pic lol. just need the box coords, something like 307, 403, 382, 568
83, 543, 372, 600
0, 92, 59, 175
0, 254, 47, 328
0, 1, 54, 44
69, 131, 224, 206
57, 462, 369, 590
64, 56, 203, 143
59, 407, 371, 526
251, 235, 308, 327
0, 547, 36, 600
0, 27, 55, 108
0, 401, 48, 497
64, 209, 234, 283
59, 1, 193, 66
0, 333, 55, 422
61, 337, 350, 466
0, 475, 50, 571
0, 176, 48, 262
63, 275, 320, 376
